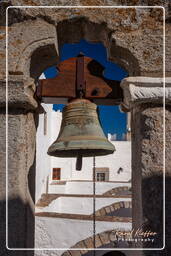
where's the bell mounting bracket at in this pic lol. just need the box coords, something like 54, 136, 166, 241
76, 53, 86, 98
36, 54, 123, 105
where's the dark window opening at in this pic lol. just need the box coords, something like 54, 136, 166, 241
97, 172, 106, 181
52, 168, 61, 180
95, 167, 109, 182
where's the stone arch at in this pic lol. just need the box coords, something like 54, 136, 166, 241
7, 16, 141, 86
109, 41, 140, 76
56, 17, 140, 76
57, 17, 111, 48
61, 230, 131, 256
23, 39, 59, 80
93, 201, 132, 218
103, 186, 131, 196
7, 18, 59, 79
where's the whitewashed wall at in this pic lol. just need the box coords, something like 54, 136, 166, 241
49, 141, 131, 182
35, 216, 131, 252
40, 197, 131, 215
48, 181, 131, 195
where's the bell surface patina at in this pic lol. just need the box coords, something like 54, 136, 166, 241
47, 99, 115, 157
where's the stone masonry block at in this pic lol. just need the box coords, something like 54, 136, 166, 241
69, 250, 81, 256
105, 206, 111, 214
0, 76, 38, 109
84, 237, 94, 248
95, 234, 102, 248
99, 232, 110, 245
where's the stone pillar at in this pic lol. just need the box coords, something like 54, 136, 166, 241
132, 104, 164, 248
121, 77, 171, 255
0, 75, 38, 255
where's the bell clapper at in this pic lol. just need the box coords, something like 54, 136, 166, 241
76, 155, 82, 171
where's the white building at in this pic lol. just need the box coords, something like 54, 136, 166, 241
35, 103, 132, 254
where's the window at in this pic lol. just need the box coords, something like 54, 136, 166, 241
97, 172, 106, 181
52, 168, 61, 180
94, 167, 109, 182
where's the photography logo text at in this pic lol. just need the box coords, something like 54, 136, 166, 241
109, 227, 157, 243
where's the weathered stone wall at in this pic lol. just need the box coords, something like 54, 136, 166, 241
0, 109, 37, 255
131, 104, 171, 255
7, 111, 36, 247
0, 1, 170, 79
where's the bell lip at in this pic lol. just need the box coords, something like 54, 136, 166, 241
47, 148, 115, 158
47, 141, 115, 157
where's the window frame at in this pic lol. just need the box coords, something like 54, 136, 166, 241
96, 172, 106, 181
94, 167, 109, 182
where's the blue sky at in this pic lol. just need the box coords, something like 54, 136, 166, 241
44, 40, 128, 140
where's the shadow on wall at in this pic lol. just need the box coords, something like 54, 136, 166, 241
0, 198, 34, 256
28, 149, 36, 204
142, 175, 163, 250
142, 175, 171, 256
0, 112, 38, 256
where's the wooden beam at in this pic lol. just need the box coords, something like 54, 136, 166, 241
37, 56, 123, 104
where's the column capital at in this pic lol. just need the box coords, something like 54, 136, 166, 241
0, 75, 38, 110
120, 77, 171, 111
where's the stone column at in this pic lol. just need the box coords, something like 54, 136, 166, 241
121, 77, 171, 255
0, 75, 38, 256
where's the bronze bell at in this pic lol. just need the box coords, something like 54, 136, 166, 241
48, 99, 115, 159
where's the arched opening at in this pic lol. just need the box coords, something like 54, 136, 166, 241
35, 43, 132, 250
30, 43, 59, 80
56, 17, 140, 76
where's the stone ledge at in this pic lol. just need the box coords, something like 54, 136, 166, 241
0, 75, 38, 109
120, 76, 171, 111
50, 181, 67, 185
